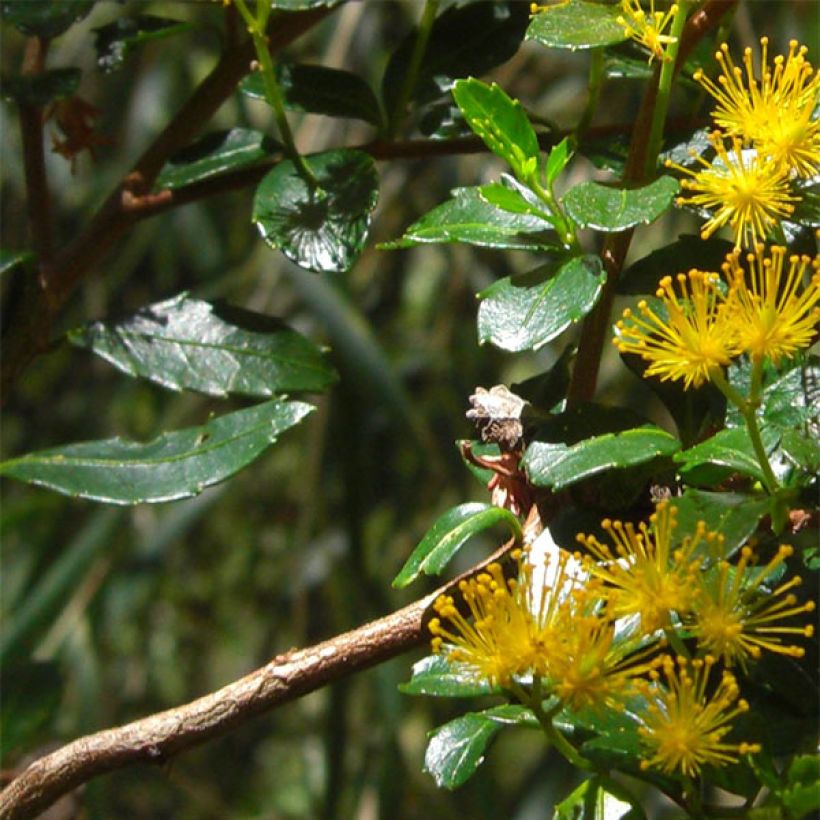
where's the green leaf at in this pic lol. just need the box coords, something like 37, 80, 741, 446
619, 234, 735, 294
527, 1, 628, 50
672, 490, 772, 559
392, 502, 522, 588
382, 2, 529, 111
781, 755, 820, 818
93, 16, 193, 73
675, 426, 781, 485
1, 67, 81, 107
0, 661, 62, 759
452, 78, 540, 180
67, 294, 337, 398
424, 705, 536, 789
252, 149, 379, 274
270, 0, 341, 8
546, 136, 573, 185
399, 654, 497, 698
781, 429, 820, 473
477, 255, 606, 352
479, 174, 555, 222
380, 186, 558, 251
0, 249, 35, 278
563, 176, 679, 231
1, 0, 94, 37
554, 778, 644, 820
523, 426, 680, 490
240, 63, 383, 127
155, 129, 281, 191
0, 399, 313, 505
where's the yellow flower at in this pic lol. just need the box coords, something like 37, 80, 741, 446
636, 655, 761, 777
695, 39, 820, 178
690, 545, 816, 669
617, 0, 679, 64
667, 134, 799, 248
724, 245, 820, 365
576, 502, 709, 632
613, 270, 738, 389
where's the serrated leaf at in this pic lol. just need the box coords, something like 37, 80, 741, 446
1, 68, 81, 107
523, 426, 680, 490
240, 63, 382, 127
392, 502, 522, 588
252, 149, 378, 274
453, 78, 540, 180
382, 1, 529, 112
477, 255, 605, 352
155, 129, 281, 190
673, 490, 771, 559
399, 654, 497, 698
0, 399, 313, 505
424, 705, 536, 789
675, 426, 781, 485
527, 1, 627, 50
1, 0, 94, 37
93, 16, 193, 73
68, 294, 336, 398
0, 249, 35, 278
380, 186, 558, 251
563, 176, 679, 231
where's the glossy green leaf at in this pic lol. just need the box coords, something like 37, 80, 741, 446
382, 2, 529, 111
479, 174, 555, 222
477, 255, 605, 352
1, 0, 94, 37
424, 705, 536, 789
780, 430, 820, 473
399, 654, 497, 698
93, 16, 193, 73
0, 399, 313, 505
527, 1, 628, 50
0, 661, 62, 757
452, 78, 539, 180
155, 129, 281, 191
523, 426, 680, 490
675, 426, 780, 485
252, 149, 379, 274
546, 136, 573, 185
555, 779, 643, 820
270, 0, 341, 8
380, 187, 558, 251
68, 294, 336, 398
392, 502, 522, 588
563, 176, 679, 231
672, 490, 771, 559
241, 63, 382, 127
1, 68, 81, 107
0, 249, 35, 278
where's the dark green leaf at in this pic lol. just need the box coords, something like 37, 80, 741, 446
511, 344, 574, 411
382, 2, 529, 111
0, 249, 35, 278
675, 426, 781, 485
0, 399, 313, 505
452, 78, 540, 180
790, 179, 820, 228
781, 430, 820, 473
1, 0, 94, 37
619, 234, 735, 294
418, 102, 471, 139
93, 16, 193, 73
1, 68, 81, 107
68, 294, 336, 398
399, 654, 498, 698
554, 778, 645, 820
392, 502, 522, 588
252, 149, 379, 274
240, 63, 382, 127
527, 1, 628, 50
0, 661, 62, 758
155, 129, 281, 191
523, 426, 680, 490
477, 256, 605, 352
380, 186, 558, 251
424, 705, 536, 789
563, 176, 679, 231
673, 490, 771, 559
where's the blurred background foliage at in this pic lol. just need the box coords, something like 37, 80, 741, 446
1, 2, 816, 817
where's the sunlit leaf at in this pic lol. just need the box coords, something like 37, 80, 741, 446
399, 654, 497, 698
527, 1, 627, 50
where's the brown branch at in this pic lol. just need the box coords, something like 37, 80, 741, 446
0, 539, 517, 820
0, 7, 334, 405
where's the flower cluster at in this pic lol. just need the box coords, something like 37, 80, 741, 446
429, 501, 813, 778
668, 39, 820, 247
617, 0, 680, 64
614, 244, 820, 389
